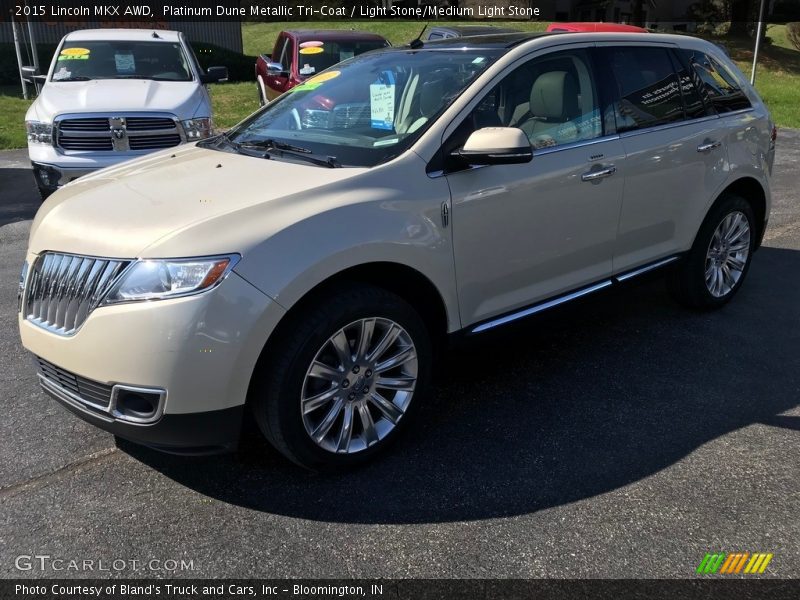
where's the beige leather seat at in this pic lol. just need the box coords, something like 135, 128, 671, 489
399, 79, 445, 134
515, 71, 580, 145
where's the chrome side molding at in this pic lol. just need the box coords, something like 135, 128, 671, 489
470, 255, 681, 334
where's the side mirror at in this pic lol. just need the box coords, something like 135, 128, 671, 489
454, 127, 532, 166
21, 66, 45, 83
265, 61, 287, 76
201, 66, 228, 84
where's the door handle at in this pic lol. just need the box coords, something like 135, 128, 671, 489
581, 165, 616, 182
697, 140, 722, 153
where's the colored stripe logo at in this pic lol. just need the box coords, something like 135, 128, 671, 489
697, 552, 773, 574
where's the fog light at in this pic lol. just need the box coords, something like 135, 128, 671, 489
110, 385, 166, 423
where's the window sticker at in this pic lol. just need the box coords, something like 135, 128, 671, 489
114, 53, 135, 74
299, 46, 324, 55
58, 47, 90, 61
52, 67, 72, 80
299, 41, 324, 48
370, 71, 395, 131
373, 138, 399, 147
299, 64, 316, 76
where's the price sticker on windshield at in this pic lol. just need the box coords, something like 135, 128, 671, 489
370, 72, 395, 131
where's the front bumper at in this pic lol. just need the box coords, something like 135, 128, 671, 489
20, 265, 286, 453
41, 373, 244, 454
28, 143, 160, 191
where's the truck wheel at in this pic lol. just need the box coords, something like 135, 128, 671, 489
669, 194, 756, 309
250, 284, 431, 471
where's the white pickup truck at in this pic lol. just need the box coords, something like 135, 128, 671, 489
23, 28, 228, 199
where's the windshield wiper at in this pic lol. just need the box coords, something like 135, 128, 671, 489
239, 138, 341, 168
53, 76, 92, 82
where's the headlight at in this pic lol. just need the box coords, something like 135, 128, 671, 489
104, 255, 239, 304
26, 121, 53, 144
181, 117, 213, 140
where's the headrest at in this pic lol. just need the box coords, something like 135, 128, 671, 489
530, 71, 579, 120
420, 79, 445, 115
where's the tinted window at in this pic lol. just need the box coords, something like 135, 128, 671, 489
671, 50, 711, 119
605, 46, 684, 132
454, 49, 603, 150
681, 50, 752, 113
295, 40, 389, 79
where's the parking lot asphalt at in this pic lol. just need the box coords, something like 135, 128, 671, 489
1, 133, 799, 579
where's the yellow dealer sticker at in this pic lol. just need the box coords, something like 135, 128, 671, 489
308, 70, 340, 83
291, 70, 340, 93
58, 47, 90, 60
299, 46, 324, 55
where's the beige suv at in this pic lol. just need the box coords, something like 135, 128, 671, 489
19, 32, 775, 469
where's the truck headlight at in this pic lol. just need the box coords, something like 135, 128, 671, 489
104, 255, 239, 304
26, 121, 53, 144
181, 117, 213, 140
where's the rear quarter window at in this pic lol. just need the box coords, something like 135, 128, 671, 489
681, 50, 752, 113
603, 46, 685, 133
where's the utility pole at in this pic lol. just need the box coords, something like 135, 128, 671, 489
750, 0, 767, 85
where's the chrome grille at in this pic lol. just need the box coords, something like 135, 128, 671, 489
125, 117, 176, 131
55, 115, 183, 152
36, 357, 113, 410
25, 252, 131, 336
129, 134, 181, 150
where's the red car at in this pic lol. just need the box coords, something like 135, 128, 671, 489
546, 22, 649, 33
255, 30, 390, 104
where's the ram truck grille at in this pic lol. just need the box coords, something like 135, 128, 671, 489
24, 252, 130, 335
55, 115, 183, 152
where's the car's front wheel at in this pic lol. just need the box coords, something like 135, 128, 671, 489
670, 193, 756, 308
251, 284, 431, 470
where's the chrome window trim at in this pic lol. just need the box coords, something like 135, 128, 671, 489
618, 114, 721, 140
533, 133, 621, 157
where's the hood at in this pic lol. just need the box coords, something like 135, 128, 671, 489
33, 79, 206, 121
28, 145, 367, 259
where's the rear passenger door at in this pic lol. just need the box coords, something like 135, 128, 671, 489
598, 44, 730, 272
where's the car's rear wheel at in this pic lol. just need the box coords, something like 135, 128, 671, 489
250, 284, 431, 471
669, 194, 756, 308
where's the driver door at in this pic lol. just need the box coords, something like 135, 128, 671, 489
446, 47, 626, 328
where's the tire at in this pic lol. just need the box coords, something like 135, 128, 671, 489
250, 284, 432, 471
37, 184, 53, 202
669, 193, 756, 309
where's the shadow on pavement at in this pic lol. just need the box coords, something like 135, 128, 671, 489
0, 168, 38, 228
118, 246, 800, 524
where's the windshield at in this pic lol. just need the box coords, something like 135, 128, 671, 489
51, 41, 193, 82
296, 39, 389, 79
222, 49, 500, 167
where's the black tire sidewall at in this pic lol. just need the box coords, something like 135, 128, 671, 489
254, 285, 432, 470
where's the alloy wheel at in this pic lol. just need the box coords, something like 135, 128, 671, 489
705, 211, 751, 298
300, 318, 418, 454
